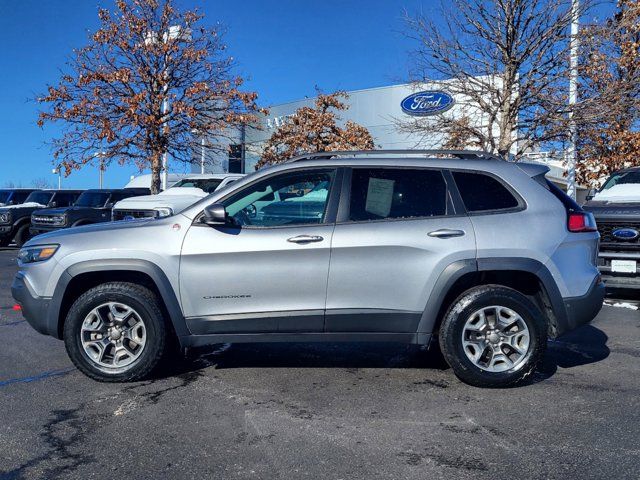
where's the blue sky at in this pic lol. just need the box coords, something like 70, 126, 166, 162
0, 0, 614, 189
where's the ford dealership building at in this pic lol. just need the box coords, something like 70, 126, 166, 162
197, 82, 580, 196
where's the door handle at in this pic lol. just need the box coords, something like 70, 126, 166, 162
428, 229, 465, 238
287, 235, 324, 244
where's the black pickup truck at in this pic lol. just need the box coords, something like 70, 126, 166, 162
583, 166, 640, 290
0, 190, 82, 247
30, 188, 149, 236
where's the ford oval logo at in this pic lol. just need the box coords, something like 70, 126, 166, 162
401, 91, 455, 116
612, 228, 639, 240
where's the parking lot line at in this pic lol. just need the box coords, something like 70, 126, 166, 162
0, 368, 74, 388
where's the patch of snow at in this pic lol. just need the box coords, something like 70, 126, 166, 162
604, 300, 639, 311
594, 184, 640, 202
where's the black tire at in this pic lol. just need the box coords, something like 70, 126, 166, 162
14, 224, 31, 247
438, 285, 547, 388
63, 282, 169, 382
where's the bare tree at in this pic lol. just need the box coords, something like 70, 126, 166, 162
575, 0, 640, 187
37, 0, 263, 193
31, 178, 54, 189
257, 91, 375, 168
401, 0, 592, 158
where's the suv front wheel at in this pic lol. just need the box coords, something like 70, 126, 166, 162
63, 282, 168, 382
439, 285, 547, 388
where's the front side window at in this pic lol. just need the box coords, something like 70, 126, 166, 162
452, 171, 519, 212
601, 170, 640, 190
222, 169, 335, 227
349, 168, 447, 221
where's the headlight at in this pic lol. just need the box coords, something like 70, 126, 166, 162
18, 244, 59, 264
154, 207, 174, 218
0, 212, 10, 224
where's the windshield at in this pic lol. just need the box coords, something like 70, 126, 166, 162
171, 178, 223, 194
75, 192, 110, 208
25, 191, 54, 205
0, 191, 11, 204
602, 171, 640, 190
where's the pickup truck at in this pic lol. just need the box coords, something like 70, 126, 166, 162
112, 174, 244, 221
583, 166, 640, 289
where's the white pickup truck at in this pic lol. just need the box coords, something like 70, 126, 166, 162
112, 173, 244, 221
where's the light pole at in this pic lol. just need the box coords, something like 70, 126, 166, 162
52, 167, 62, 189
191, 128, 206, 174
94, 151, 106, 188
146, 26, 192, 190
567, 0, 579, 200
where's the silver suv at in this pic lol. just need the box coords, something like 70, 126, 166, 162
11, 150, 604, 387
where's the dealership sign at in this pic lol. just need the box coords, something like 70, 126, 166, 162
401, 91, 455, 116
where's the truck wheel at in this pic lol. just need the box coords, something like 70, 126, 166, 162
438, 285, 547, 388
14, 224, 32, 247
64, 282, 169, 382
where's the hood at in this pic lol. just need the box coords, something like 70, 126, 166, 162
33, 207, 72, 216
1, 202, 46, 210
592, 184, 640, 203
114, 193, 205, 213
159, 187, 207, 197
583, 200, 640, 219
25, 217, 154, 245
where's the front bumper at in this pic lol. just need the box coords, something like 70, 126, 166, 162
559, 276, 605, 336
597, 251, 640, 289
0, 225, 13, 238
11, 272, 58, 337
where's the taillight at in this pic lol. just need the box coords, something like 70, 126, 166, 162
568, 212, 597, 233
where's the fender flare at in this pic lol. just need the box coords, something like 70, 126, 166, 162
418, 257, 567, 337
48, 259, 189, 345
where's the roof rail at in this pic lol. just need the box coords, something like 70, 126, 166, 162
285, 149, 503, 163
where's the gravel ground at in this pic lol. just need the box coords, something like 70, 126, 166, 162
0, 248, 638, 480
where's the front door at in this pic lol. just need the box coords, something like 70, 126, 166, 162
180, 168, 339, 334
325, 167, 476, 333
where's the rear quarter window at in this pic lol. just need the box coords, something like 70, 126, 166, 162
452, 171, 520, 212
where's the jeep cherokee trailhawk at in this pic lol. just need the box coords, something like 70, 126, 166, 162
11, 150, 604, 387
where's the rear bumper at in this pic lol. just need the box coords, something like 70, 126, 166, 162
11, 272, 57, 337
558, 276, 605, 336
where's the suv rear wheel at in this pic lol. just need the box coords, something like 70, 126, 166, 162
63, 282, 168, 382
439, 285, 546, 387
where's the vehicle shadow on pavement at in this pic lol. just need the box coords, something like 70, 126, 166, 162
154, 342, 450, 380
155, 325, 610, 386
531, 324, 610, 384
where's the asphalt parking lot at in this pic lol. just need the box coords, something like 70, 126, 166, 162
0, 248, 639, 479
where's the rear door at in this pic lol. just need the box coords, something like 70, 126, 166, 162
325, 167, 476, 333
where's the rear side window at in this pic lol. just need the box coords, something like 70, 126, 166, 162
452, 171, 519, 212
349, 168, 447, 221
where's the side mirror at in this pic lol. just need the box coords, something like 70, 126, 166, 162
105, 202, 114, 209
586, 188, 598, 201
203, 203, 228, 226
50, 201, 57, 208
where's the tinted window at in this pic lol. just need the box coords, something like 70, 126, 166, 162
53, 192, 80, 207
75, 192, 110, 207
349, 168, 447, 221
602, 170, 640, 190
0, 191, 11, 204
11, 191, 31, 204
25, 191, 54, 205
223, 170, 334, 227
452, 172, 519, 212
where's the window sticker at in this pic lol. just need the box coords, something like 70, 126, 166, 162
365, 177, 395, 217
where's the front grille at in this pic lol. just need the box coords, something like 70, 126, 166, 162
32, 216, 56, 224
597, 221, 640, 250
112, 209, 157, 221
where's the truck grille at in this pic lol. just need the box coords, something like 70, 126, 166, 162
597, 221, 640, 250
112, 209, 157, 221
32, 216, 61, 225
